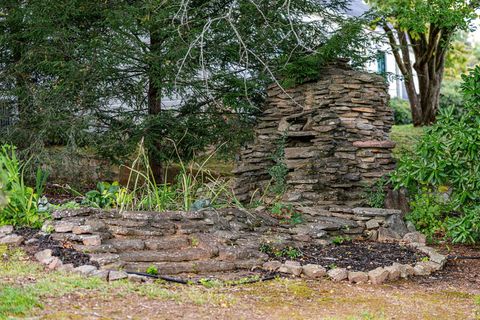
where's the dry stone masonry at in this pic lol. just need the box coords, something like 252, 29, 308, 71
0, 206, 447, 285
233, 63, 396, 206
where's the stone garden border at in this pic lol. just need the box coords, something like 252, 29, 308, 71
260, 231, 448, 285
0, 218, 447, 286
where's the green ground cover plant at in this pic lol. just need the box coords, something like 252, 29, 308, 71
391, 67, 480, 243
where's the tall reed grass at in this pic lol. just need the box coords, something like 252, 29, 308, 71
116, 139, 240, 212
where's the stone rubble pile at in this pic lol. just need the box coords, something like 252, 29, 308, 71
233, 64, 395, 206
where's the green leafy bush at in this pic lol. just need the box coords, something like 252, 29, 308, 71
440, 79, 464, 112
365, 176, 387, 208
391, 66, 480, 243
82, 181, 120, 209
0, 145, 48, 228
389, 98, 412, 125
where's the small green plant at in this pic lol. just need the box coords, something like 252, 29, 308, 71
268, 132, 288, 195
446, 206, 480, 244
34, 168, 49, 198
270, 203, 303, 225
115, 139, 239, 213
259, 243, 273, 254
328, 263, 337, 270
331, 235, 351, 245
146, 265, 158, 276
279, 247, 303, 259
365, 176, 387, 208
189, 236, 199, 247
83, 181, 120, 208
198, 278, 223, 288
420, 256, 430, 262
405, 190, 450, 241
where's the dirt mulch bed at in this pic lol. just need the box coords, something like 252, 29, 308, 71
15, 227, 98, 268
412, 244, 480, 290
267, 241, 426, 272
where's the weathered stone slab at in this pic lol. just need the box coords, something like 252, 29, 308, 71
0, 234, 23, 245
120, 248, 216, 263
353, 140, 395, 149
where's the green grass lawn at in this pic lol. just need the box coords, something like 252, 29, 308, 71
390, 124, 425, 160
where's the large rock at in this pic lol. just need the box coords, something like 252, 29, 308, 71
47, 257, 63, 270
262, 261, 282, 272
327, 268, 348, 281
385, 214, 409, 237
54, 221, 77, 233
278, 260, 302, 276
348, 271, 369, 284
73, 264, 98, 276
0, 225, 14, 237
368, 267, 390, 284
72, 225, 93, 235
89, 253, 120, 266
403, 232, 426, 245
120, 248, 215, 263
108, 270, 128, 281
0, 234, 24, 245
302, 264, 327, 278
377, 227, 401, 242
35, 249, 54, 265
82, 235, 102, 246
384, 265, 401, 281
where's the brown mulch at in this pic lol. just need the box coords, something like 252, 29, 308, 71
412, 244, 480, 290
267, 241, 426, 272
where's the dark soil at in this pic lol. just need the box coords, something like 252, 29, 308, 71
15, 227, 98, 268
267, 241, 426, 272
412, 244, 480, 290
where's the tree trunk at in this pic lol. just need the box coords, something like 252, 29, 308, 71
147, 27, 164, 183
383, 24, 449, 126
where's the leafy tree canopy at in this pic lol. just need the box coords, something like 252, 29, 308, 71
368, 0, 479, 125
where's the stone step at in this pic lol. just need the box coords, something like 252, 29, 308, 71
119, 247, 218, 263
123, 258, 263, 275
103, 236, 192, 251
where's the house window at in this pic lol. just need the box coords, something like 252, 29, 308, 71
377, 51, 386, 74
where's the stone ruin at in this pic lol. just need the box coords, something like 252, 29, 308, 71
233, 62, 396, 207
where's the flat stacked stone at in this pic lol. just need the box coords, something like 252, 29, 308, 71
233, 64, 395, 206
45, 206, 409, 275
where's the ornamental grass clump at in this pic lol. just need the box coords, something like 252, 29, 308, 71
114, 139, 239, 212
391, 66, 480, 243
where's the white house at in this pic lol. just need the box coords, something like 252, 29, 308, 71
346, 0, 410, 100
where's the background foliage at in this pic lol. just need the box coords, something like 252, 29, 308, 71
0, 0, 377, 167
391, 66, 480, 243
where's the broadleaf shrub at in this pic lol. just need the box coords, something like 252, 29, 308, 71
389, 98, 412, 125
391, 66, 480, 243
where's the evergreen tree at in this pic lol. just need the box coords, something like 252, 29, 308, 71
0, 0, 375, 165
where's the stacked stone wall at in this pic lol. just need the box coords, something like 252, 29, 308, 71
45, 206, 406, 275
233, 65, 395, 206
